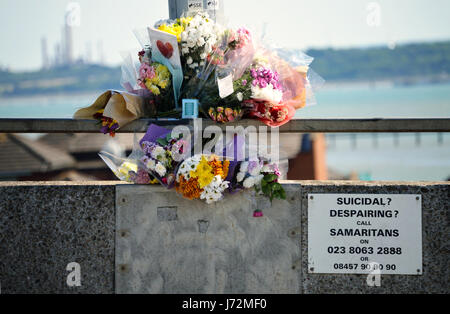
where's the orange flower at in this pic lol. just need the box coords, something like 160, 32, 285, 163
176, 175, 202, 200
222, 160, 230, 180
208, 156, 230, 180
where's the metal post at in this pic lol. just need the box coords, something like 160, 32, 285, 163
168, 0, 225, 21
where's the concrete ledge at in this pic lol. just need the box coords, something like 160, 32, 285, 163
0, 181, 448, 294
0, 184, 116, 294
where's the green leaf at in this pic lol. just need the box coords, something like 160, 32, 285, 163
262, 184, 271, 196
157, 138, 168, 146
272, 183, 283, 191
264, 174, 278, 183
279, 189, 287, 200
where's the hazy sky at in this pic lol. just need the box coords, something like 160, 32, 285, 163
1, 0, 449, 71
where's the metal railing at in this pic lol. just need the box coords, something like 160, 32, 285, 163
0, 118, 449, 133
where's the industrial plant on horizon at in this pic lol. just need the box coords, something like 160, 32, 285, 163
40, 10, 104, 70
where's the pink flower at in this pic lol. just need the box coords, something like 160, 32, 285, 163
225, 108, 234, 122
139, 63, 155, 80
236, 27, 252, 49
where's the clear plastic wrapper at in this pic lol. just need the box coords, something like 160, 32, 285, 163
179, 16, 255, 123
177, 17, 324, 127
138, 124, 191, 188
99, 134, 157, 184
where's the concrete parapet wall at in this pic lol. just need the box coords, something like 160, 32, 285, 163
0, 181, 448, 294
0, 182, 117, 294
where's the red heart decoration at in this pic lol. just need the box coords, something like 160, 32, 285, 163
157, 40, 174, 59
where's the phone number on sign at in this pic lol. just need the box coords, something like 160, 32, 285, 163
333, 263, 397, 271
327, 246, 403, 255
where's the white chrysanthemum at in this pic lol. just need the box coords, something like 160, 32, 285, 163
186, 39, 196, 49
197, 37, 205, 47
186, 56, 193, 65
146, 159, 156, 171
254, 174, 265, 186
243, 177, 255, 189
237, 92, 243, 102
155, 163, 167, 177
151, 146, 165, 160
236, 172, 245, 183
251, 84, 283, 104
205, 43, 213, 54
240, 162, 249, 173
176, 155, 202, 182
261, 165, 274, 173
249, 163, 263, 177
189, 62, 199, 69
200, 175, 229, 204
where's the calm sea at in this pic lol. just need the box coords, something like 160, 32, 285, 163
0, 82, 449, 181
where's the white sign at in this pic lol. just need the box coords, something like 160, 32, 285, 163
217, 74, 234, 98
207, 0, 220, 10
308, 194, 422, 275
188, 0, 204, 13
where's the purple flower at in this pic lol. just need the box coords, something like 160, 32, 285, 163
242, 79, 247, 86
142, 141, 157, 156
140, 155, 150, 165
132, 169, 151, 184
100, 126, 109, 134
250, 66, 282, 90
260, 80, 268, 88
110, 123, 119, 131
248, 161, 262, 174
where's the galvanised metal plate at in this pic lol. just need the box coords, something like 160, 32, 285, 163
115, 185, 301, 294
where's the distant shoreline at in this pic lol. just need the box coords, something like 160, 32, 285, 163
1, 78, 450, 100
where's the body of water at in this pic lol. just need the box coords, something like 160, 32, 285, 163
0, 83, 449, 181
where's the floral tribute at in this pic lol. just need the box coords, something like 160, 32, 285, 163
93, 109, 119, 137
77, 9, 322, 136
176, 155, 230, 204
100, 124, 287, 206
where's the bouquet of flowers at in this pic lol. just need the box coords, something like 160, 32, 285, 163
75, 9, 323, 134
139, 125, 190, 188
93, 109, 119, 137
157, 13, 224, 81
234, 159, 286, 202
176, 154, 231, 204
136, 48, 175, 113
99, 123, 287, 207
73, 90, 149, 137
98, 144, 158, 185
177, 13, 319, 127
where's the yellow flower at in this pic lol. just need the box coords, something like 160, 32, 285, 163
190, 156, 214, 188
114, 161, 138, 182
145, 80, 160, 95
159, 80, 168, 89
144, 63, 171, 95
177, 17, 193, 28
158, 23, 185, 42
